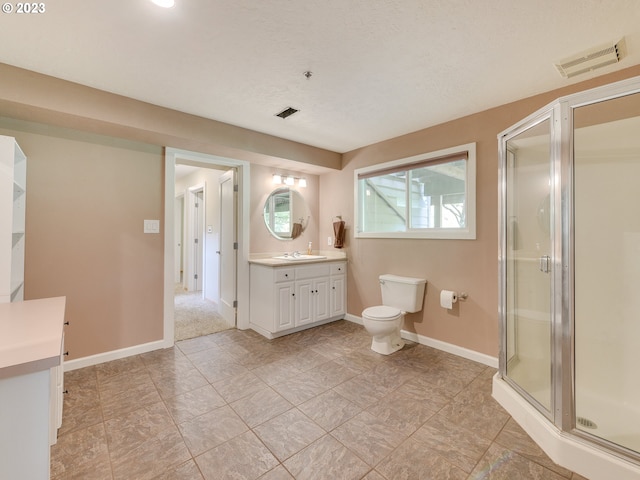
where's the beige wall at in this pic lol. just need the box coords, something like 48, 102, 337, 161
319, 65, 640, 358
250, 164, 320, 254
0, 123, 164, 360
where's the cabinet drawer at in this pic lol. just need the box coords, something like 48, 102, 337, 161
275, 268, 295, 282
330, 263, 347, 275
296, 264, 330, 280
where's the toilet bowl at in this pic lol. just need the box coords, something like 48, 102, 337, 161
361, 274, 426, 355
362, 305, 404, 355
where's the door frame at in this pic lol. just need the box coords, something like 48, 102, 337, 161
163, 147, 250, 347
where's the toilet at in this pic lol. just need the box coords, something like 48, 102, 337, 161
362, 274, 427, 355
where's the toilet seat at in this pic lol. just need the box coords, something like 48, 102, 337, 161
362, 305, 401, 321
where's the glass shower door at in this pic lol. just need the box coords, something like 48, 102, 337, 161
503, 117, 553, 413
573, 92, 640, 454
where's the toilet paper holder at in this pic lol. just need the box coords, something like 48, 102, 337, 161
458, 292, 468, 300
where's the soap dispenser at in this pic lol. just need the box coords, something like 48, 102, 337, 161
307, 241, 312, 255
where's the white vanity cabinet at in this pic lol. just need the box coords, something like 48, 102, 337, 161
249, 261, 347, 338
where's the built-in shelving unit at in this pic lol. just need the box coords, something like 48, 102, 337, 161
0, 135, 26, 303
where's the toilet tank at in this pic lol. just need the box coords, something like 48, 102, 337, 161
379, 274, 427, 313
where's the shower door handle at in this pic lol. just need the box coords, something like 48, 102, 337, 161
539, 255, 551, 273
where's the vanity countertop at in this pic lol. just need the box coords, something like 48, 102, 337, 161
0, 296, 66, 379
249, 251, 347, 267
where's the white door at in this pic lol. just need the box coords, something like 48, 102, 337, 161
295, 280, 313, 326
314, 278, 330, 322
219, 170, 237, 325
174, 195, 184, 283
193, 189, 204, 292
185, 186, 205, 292
275, 282, 295, 331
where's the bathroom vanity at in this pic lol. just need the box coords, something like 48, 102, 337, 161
249, 255, 346, 338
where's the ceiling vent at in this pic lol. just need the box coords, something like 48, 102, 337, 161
555, 38, 625, 78
275, 107, 299, 119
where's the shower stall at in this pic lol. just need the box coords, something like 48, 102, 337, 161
494, 76, 640, 480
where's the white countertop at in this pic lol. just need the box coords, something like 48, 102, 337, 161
249, 251, 347, 267
0, 297, 66, 379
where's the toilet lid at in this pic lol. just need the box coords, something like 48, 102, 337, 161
362, 305, 401, 320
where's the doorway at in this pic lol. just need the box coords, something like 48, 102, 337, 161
174, 169, 231, 340
163, 148, 250, 346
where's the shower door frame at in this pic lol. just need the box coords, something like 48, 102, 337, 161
498, 74, 640, 466
498, 107, 560, 423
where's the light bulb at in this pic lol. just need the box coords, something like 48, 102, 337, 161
298, 178, 307, 188
272, 174, 282, 184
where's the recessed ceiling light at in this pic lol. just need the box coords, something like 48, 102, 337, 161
151, 0, 175, 8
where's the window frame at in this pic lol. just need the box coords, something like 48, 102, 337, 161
354, 142, 476, 240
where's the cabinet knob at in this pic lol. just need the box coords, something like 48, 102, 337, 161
64, 321, 69, 326
63, 389, 69, 395
285, 274, 289, 278
63, 351, 69, 356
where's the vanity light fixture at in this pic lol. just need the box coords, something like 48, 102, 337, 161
272, 174, 307, 187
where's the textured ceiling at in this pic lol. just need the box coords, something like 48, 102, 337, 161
0, 0, 639, 153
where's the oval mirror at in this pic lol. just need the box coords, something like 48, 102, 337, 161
263, 187, 308, 240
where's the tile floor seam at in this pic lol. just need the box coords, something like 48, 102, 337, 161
93, 368, 117, 480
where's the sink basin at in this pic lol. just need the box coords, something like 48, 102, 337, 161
273, 254, 327, 261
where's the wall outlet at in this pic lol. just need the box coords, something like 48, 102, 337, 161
327, 236, 333, 246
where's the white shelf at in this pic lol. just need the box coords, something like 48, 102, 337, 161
0, 135, 26, 303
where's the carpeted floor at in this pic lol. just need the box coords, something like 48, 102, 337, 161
174, 285, 233, 341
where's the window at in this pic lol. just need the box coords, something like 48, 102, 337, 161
355, 143, 476, 239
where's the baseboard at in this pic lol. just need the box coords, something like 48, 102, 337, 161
345, 314, 498, 368
344, 313, 363, 325
63, 338, 171, 372
65, 316, 498, 371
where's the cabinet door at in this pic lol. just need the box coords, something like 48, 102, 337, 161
313, 277, 330, 322
274, 282, 295, 331
295, 279, 314, 326
330, 275, 346, 317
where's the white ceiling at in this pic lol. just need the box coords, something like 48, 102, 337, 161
1, 0, 639, 154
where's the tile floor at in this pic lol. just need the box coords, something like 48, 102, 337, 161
51, 321, 586, 480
